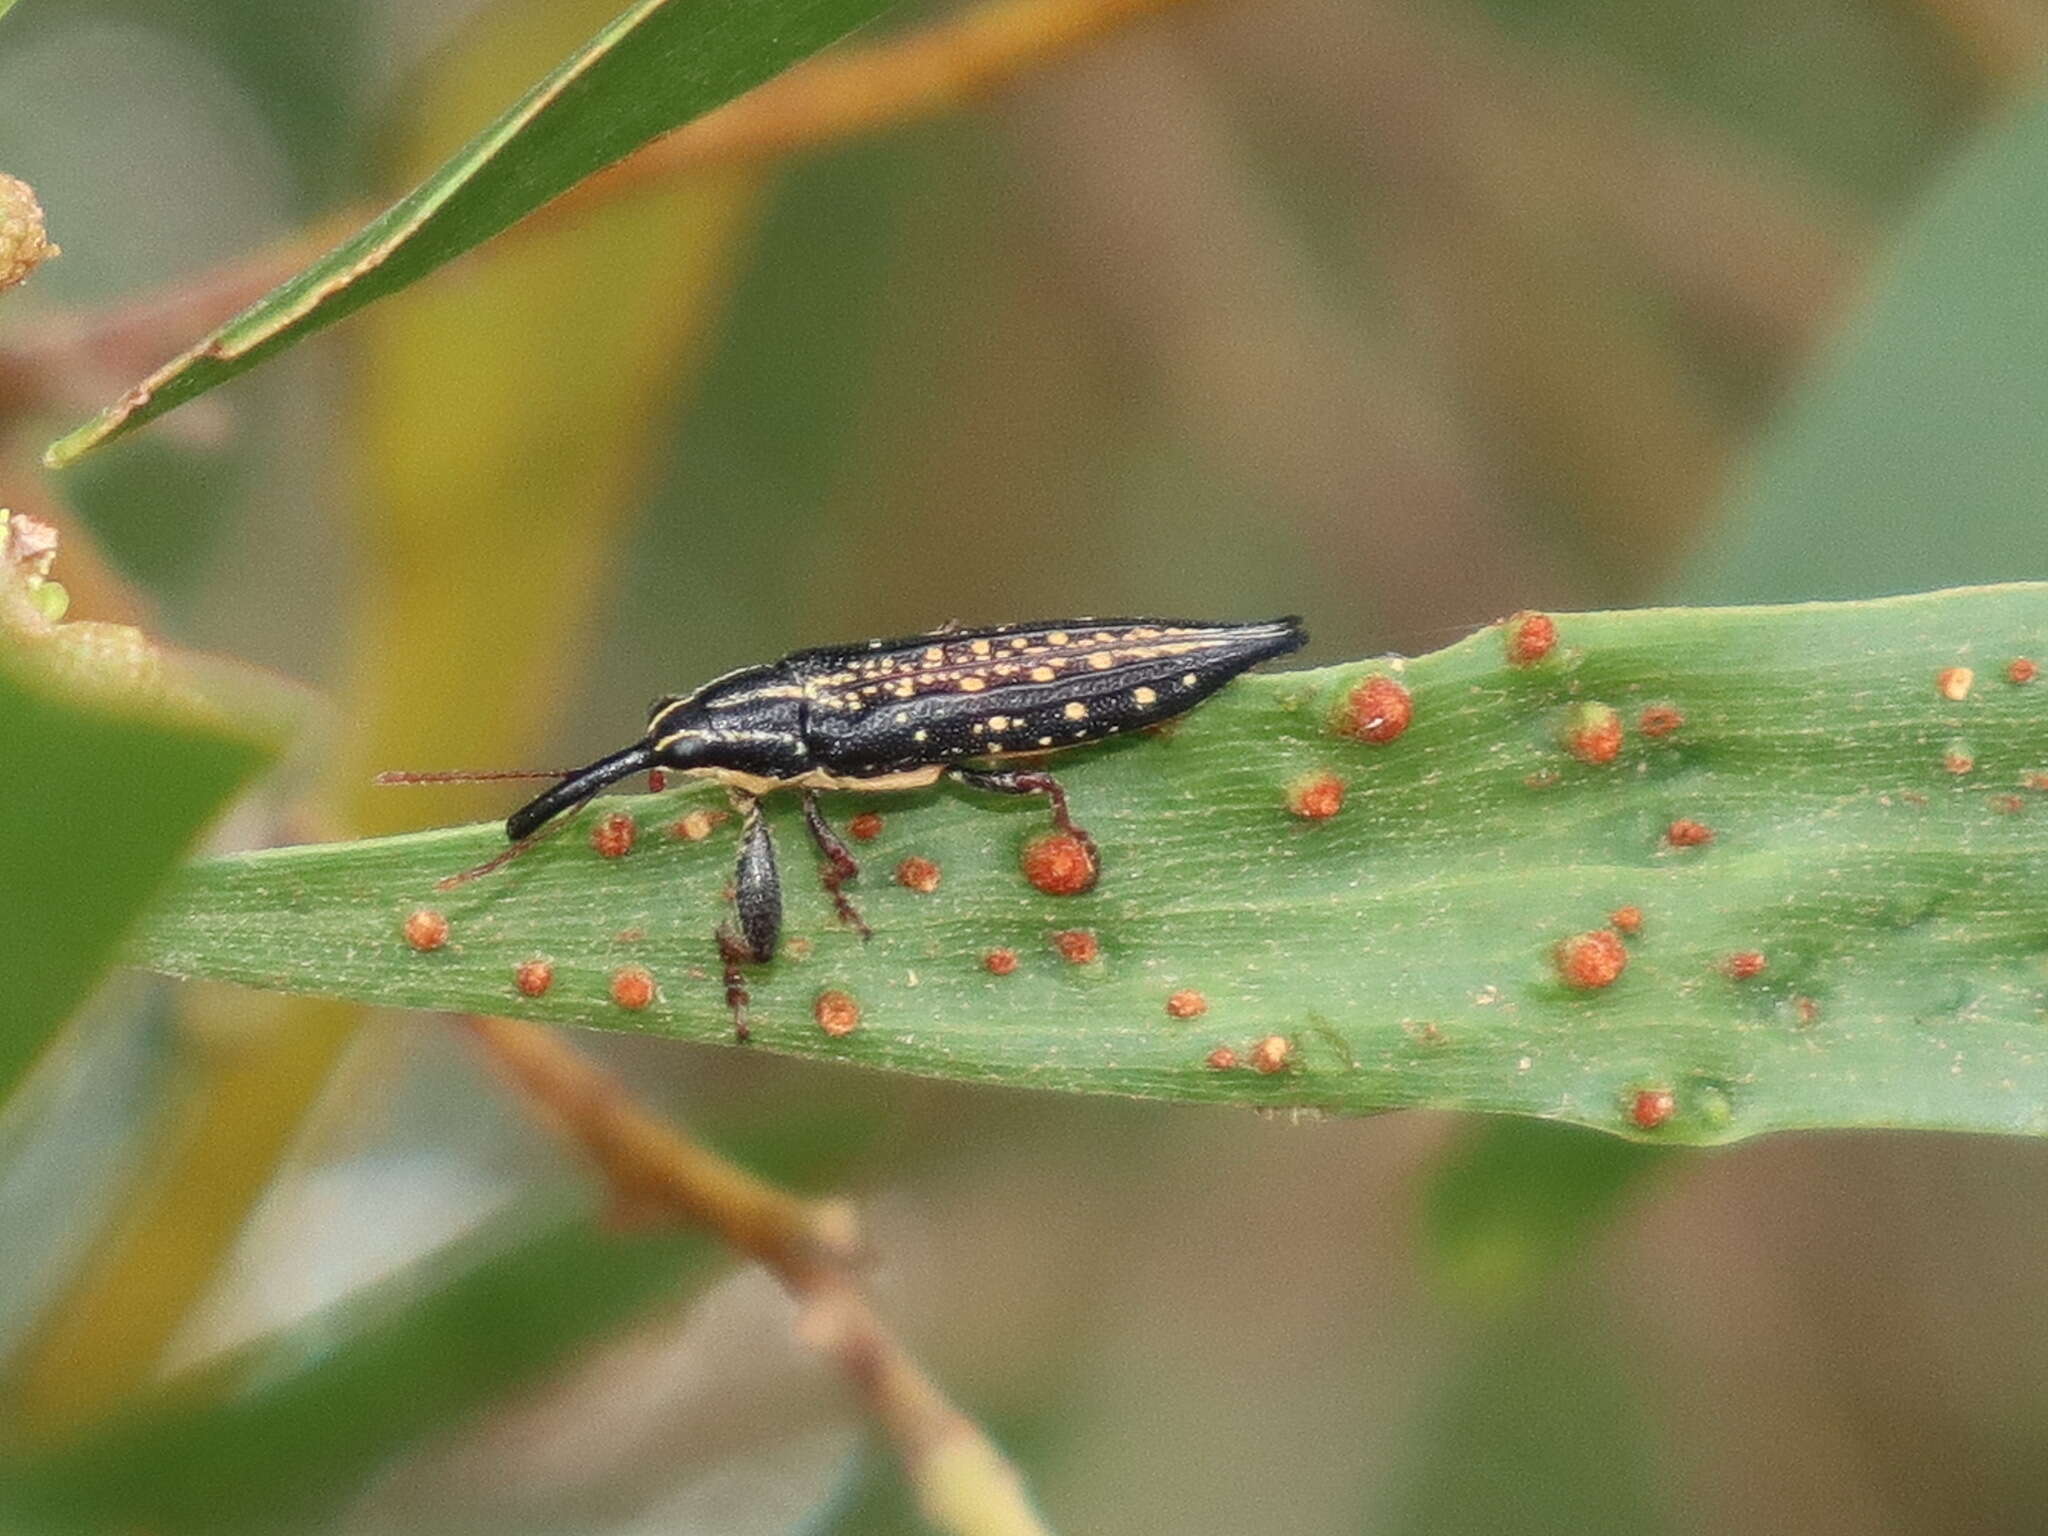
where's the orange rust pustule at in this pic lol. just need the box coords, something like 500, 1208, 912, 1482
1250, 1035, 1293, 1074
1609, 905, 1644, 935
1556, 704, 1622, 765
1937, 666, 1974, 701
1286, 770, 1346, 821
1637, 705, 1685, 738
848, 811, 885, 842
609, 965, 657, 1010
1944, 748, 1975, 775
1166, 988, 1209, 1019
2007, 657, 2039, 685
513, 958, 554, 997
1665, 818, 1714, 848
1020, 831, 1098, 895
1504, 611, 1557, 666
895, 855, 942, 893
590, 812, 636, 858
1332, 674, 1412, 745
1556, 928, 1627, 989
1561, 702, 1623, 765
1630, 1088, 1676, 1130
403, 908, 449, 952
669, 808, 728, 841
1205, 1045, 1239, 1070
982, 947, 1019, 976
1723, 950, 1767, 980
814, 989, 861, 1037
1053, 928, 1100, 965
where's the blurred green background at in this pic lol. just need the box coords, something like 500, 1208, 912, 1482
3, 0, 2048, 1530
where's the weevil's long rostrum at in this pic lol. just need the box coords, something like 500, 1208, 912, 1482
490, 617, 1306, 1038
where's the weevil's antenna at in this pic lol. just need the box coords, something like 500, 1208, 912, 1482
374, 769, 579, 785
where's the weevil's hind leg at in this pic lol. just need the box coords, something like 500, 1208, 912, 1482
715, 794, 782, 1043
948, 767, 1099, 867
800, 791, 871, 938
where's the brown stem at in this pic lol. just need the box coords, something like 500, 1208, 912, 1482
0, 0, 1192, 424
459, 1015, 1054, 1536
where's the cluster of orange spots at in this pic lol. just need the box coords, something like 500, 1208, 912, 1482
513, 958, 554, 997
609, 965, 656, 1010
895, 855, 942, 893
1286, 770, 1346, 821
1637, 705, 1684, 738
1561, 702, 1622, 765
814, 989, 861, 1037
668, 807, 728, 841
1052, 929, 1099, 965
848, 811, 885, 842
1332, 674, 1412, 745
1249, 1035, 1293, 1074
1944, 746, 1976, 775
1165, 988, 1208, 1019
1503, 611, 1557, 666
2008, 657, 2039, 685
1205, 1045, 1239, 1071
1630, 1088, 1676, 1130
1722, 950, 1767, 980
1555, 928, 1627, 990
402, 908, 449, 952
590, 812, 636, 858
1609, 905, 1644, 935
1020, 832, 1097, 895
1936, 666, 1975, 701
1665, 818, 1714, 848
982, 947, 1019, 976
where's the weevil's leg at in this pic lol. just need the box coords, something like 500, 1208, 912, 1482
948, 767, 1099, 865
800, 791, 871, 938
715, 793, 782, 1043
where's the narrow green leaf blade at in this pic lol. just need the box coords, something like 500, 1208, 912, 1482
132, 586, 2048, 1143
43, 0, 898, 467
0, 605, 289, 1101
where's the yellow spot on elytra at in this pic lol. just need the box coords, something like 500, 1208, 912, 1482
1010, 637, 1029, 650
1088, 653, 1114, 670
894, 710, 909, 724
1063, 701, 1088, 720
971, 639, 992, 656
959, 676, 987, 692
1048, 631, 1070, 646
892, 681, 914, 697
1133, 686, 1157, 705
914, 728, 928, 741
1038, 735, 1054, 746
1182, 673, 1198, 686
924, 646, 943, 663
1030, 665, 1056, 682
988, 715, 1010, 732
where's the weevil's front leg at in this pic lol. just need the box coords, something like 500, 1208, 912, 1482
948, 766, 1099, 867
800, 791, 871, 938
715, 793, 782, 1043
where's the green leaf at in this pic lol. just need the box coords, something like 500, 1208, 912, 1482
1422, 1120, 1673, 1313
0, 1209, 713, 1533
43, 0, 899, 467
1683, 91, 2048, 602
131, 585, 2048, 1144
0, 590, 289, 1103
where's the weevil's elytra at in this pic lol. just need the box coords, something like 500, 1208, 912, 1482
482, 617, 1306, 1039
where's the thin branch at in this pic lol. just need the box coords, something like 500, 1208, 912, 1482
0, 0, 1191, 424
459, 1014, 1055, 1536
